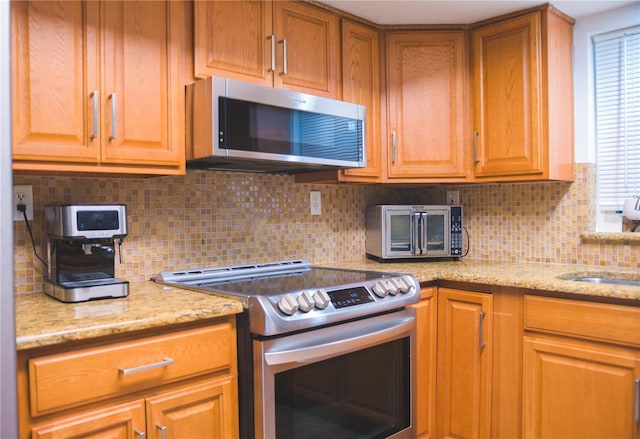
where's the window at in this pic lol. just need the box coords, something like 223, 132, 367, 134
593, 26, 640, 231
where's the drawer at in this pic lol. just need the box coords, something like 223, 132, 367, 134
524, 295, 640, 347
29, 322, 235, 416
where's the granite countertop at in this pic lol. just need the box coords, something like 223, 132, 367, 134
15, 259, 639, 351
15, 280, 244, 351
320, 258, 640, 302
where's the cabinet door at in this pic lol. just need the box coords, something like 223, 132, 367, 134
436, 288, 492, 439
193, 0, 272, 85
386, 31, 468, 181
523, 336, 640, 439
101, 0, 183, 167
272, 1, 339, 98
411, 288, 437, 439
11, 1, 100, 164
471, 13, 543, 178
340, 20, 382, 182
31, 400, 145, 439
146, 377, 238, 439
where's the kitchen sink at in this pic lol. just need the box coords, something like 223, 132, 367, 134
559, 272, 640, 287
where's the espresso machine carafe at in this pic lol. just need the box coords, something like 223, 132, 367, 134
45, 204, 129, 303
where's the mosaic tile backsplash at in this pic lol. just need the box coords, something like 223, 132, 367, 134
13, 163, 638, 293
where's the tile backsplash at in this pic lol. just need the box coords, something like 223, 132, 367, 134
13, 163, 638, 294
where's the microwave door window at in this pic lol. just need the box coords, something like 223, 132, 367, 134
298, 113, 362, 162
222, 98, 292, 154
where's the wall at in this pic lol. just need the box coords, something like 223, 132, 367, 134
13, 163, 638, 294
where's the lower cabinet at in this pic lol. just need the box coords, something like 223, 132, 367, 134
18, 319, 239, 439
436, 288, 493, 439
523, 295, 640, 439
411, 287, 437, 438
31, 377, 235, 439
413, 287, 493, 439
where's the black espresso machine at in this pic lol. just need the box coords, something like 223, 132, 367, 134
45, 204, 129, 303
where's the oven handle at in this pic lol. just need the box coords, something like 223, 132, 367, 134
264, 315, 414, 366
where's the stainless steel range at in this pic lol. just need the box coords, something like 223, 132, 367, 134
153, 259, 420, 439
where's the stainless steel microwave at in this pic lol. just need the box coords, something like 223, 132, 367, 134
366, 205, 463, 260
186, 76, 366, 173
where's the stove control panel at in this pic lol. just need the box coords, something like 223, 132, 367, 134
275, 274, 417, 316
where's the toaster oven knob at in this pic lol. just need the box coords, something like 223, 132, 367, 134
297, 291, 315, 313
277, 294, 299, 315
372, 282, 388, 298
313, 289, 331, 309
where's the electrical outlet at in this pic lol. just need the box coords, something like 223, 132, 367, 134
13, 185, 34, 221
446, 190, 459, 205
310, 191, 321, 215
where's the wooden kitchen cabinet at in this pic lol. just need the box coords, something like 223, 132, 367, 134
296, 19, 382, 184
194, 0, 339, 99
18, 319, 239, 439
11, 0, 186, 176
384, 31, 469, 183
470, 6, 574, 181
436, 287, 492, 439
411, 287, 437, 439
523, 295, 640, 438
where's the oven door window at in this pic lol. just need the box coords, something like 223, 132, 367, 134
274, 337, 410, 439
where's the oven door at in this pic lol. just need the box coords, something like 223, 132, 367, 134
253, 309, 416, 439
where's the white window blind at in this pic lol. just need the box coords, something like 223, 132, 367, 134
593, 26, 640, 210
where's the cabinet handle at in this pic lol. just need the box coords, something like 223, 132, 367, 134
90, 90, 99, 139
134, 430, 145, 439
118, 357, 174, 375
391, 131, 397, 163
635, 378, 640, 422
479, 311, 486, 349
268, 34, 275, 72
280, 39, 288, 75
109, 93, 117, 140
156, 424, 167, 439
473, 131, 480, 163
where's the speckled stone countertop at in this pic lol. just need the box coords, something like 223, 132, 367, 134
15, 281, 244, 351
15, 259, 639, 351
320, 258, 640, 302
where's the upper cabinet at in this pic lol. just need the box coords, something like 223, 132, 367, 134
470, 6, 575, 181
296, 18, 382, 184
194, 0, 339, 99
11, 0, 186, 176
385, 30, 469, 182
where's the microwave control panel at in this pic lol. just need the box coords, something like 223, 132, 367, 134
450, 206, 463, 256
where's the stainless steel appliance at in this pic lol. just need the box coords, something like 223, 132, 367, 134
45, 204, 129, 303
186, 76, 366, 173
366, 205, 464, 260
154, 259, 420, 439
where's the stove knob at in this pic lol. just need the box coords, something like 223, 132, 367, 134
401, 276, 416, 293
297, 291, 315, 313
385, 280, 400, 296
313, 289, 331, 310
394, 277, 411, 294
277, 294, 299, 315
372, 282, 388, 298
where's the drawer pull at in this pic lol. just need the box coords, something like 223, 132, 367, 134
118, 357, 174, 375
134, 430, 145, 439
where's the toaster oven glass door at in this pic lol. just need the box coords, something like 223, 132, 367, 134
385, 209, 450, 257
